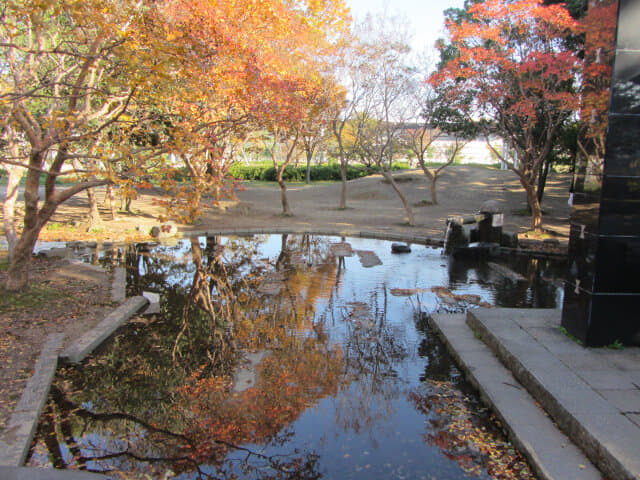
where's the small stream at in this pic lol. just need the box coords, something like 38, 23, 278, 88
28, 234, 565, 479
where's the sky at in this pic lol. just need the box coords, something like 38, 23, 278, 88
345, 0, 465, 54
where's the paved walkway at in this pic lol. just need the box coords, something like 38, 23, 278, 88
430, 308, 640, 480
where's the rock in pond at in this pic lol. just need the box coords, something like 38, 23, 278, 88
391, 243, 411, 254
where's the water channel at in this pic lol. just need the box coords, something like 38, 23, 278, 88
27, 234, 565, 479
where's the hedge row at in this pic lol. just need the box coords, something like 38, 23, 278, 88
228, 162, 409, 182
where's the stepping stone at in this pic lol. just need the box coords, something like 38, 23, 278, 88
356, 250, 382, 268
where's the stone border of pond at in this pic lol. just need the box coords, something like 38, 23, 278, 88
467, 308, 640, 480
59, 296, 148, 364
429, 313, 601, 480
431, 308, 640, 480
182, 227, 566, 259
0, 334, 64, 467
185, 227, 443, 247
0, 262, 145, 475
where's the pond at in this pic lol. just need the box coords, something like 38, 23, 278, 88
28, 234, 565, 479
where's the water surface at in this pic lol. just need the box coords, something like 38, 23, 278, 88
28, 234, 564, 479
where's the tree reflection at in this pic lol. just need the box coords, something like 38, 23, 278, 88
329, 286, 410, 438
447, 255, 565, 309
30, 235, 554, 479
32, 234, 349, 479
414, 312, 461, 384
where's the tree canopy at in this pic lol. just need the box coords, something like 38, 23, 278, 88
431, 0, 581, 231
1, 0, 349, 290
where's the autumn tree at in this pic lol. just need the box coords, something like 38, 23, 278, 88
354, 15, 418, 225
0, 0, 180, 291
401, 60, 476, 206
431, 0, 580, 231
1, 0, 350, 291
574, 0, 618, 191
331, 31, 370, 209
299, 78, 342, 185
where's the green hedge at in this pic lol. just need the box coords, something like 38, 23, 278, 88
228, 162, 409, 182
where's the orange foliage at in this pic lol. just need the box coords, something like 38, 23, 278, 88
177, 337, 344, 464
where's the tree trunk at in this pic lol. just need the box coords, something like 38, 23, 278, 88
524, 180, 543, 232
339, 162, 347, 210
85, 187, 103, 231
278, 176, 292, 216
2, 164, 25, 260
383, 171, 415, 226
305, 149, 312, 185
106, 183, 118, 220
5, 225, 41, 292
430, 175, 438, 205
537, 159, 551, 205
6, 151, 46, 291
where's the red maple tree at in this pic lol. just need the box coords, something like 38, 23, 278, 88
431, 0, 580, 231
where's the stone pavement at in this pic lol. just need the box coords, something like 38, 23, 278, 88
430, 308, 640, 480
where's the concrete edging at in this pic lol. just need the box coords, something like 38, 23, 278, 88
0, 466, 109, 479
179, 228, 444, 246
0, 334, 64, 467
59, 296, 148, 364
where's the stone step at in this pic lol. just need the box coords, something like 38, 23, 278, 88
467, 308, 640, 480
429, 313, 602, 480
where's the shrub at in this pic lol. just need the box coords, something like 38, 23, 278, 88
228, 162, 385, 182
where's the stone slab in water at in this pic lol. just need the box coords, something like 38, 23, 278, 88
488, 262, 526, 282
233, 351, 269, 393
355, 250, 382, 268
330, 242, 354, 257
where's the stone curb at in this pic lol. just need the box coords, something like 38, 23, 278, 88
59, 296, 148, 364
170, 228, 568, 257
428, 313, 601, 480
467, 308, 638, 480
0, 334, 64, 467
183, 228, 444, 246
0, 466, 109, 479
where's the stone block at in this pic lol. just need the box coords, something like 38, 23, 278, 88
60, 296, 148, 364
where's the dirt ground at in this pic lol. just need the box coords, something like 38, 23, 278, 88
40, 166, 572, 242
0, 166, 572, 434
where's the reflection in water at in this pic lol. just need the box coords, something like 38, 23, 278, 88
574, 0, 618, 194
29, 235, 559, 479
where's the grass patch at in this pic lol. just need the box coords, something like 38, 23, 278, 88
0, 283, 66, 312
45, 222, 65, 231
559, 326, 583, 345
606, 340, 624, 350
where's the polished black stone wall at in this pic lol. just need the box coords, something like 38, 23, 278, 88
562, 0, 640, 346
